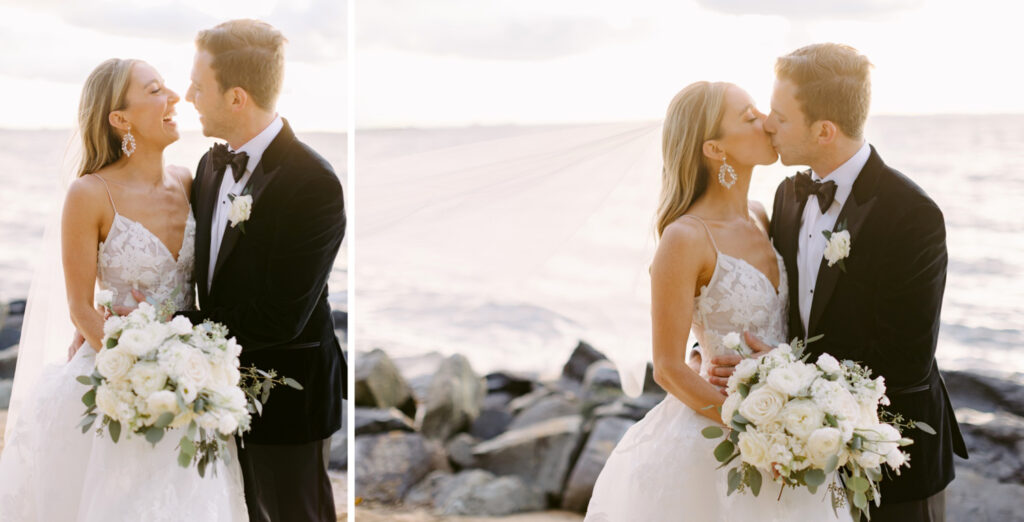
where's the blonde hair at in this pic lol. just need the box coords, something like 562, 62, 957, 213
656, 81, 731, 237
76, 58, 140, 178
196, 19, 286, 111
775, 43, 873, 138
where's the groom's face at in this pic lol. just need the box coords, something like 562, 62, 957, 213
185, 50, 233, 139
765, 79, 817, 166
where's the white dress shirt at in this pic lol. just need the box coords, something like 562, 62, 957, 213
208, 115, 284, 290
797, 140, 871, 333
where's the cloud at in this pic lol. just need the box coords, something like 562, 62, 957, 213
359, 0, 646, 61
695, 0, 923, 20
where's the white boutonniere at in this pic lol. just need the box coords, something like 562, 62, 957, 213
821, 219, 851, 272
227, 186, 253, 233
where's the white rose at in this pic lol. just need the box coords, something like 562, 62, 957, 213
96, 348, 135, 381
95, 289, 114, 309
129, 362, 169, 398
197, 412, 220, 430
178, 380, 199, 404
228, 195, 253, 228
117, 328, 158, 357
806, 427, 843, 468
766, 366, 804, 397
217, 413, 239, 435
135, 301, 157, 321
737, 428, 772, 469
730, 358, 759, 388
95, 383, 122, 420
225, 338, 242, 358
738, 387, 786, 426
146, 390, 179, 417
168, 315, 194, 336
102, 315, 127, 339
176, 350, 212, 388
824, 230, 851, 267
721, 393, 742, 424
780, 399, 825, 440
885, 447, 908, 471
853, 449, 883, 469
816, 353, 842, 375
858, 401, 880, 427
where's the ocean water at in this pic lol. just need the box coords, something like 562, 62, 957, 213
0, 129, 348, 310
354, 115, 1024, 382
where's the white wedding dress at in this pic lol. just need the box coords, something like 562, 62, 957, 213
585, 216, 852, 522
0, 178, 248, 521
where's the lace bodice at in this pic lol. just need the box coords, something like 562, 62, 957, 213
687, 217, 789, 378
94, 175, 196, 311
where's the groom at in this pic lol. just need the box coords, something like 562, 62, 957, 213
710, 43, 967, 521
179, 19, 346, 521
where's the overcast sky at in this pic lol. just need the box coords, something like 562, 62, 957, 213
356, 0, 1024, 128
0, 0, 346, 131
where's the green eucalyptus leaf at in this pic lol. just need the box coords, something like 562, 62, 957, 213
805, 468, 827, 487
701, 426, 724, 439
748, 467, 762, 496
714, 440, 735, 462
283, 377, 303, 390
153, 412, 175, 429
853, 490, 867, 510
915, 421, 937, 435
81, 389, 96, 408
145, 426, 165, 445
109, 420, 121, 443
727, 468, 741, 496
76, 375, 94, 386
849, 475, 870, 493
825, 454, 839, 474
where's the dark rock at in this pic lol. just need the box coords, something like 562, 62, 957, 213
561, 416, 635, 512
403, 470, 452, 507
8, 299, 26, 316
592, 393, 663, 422
581, 360, 624, 417
419, 354, 485, 441
470, 408, 514, 441
561, 341, 607, 383
407, 374, 434, 404
473, 415, 584, 500
943, 370, 1024, 418
354, 407, 415, 436
0, 379, 12, 410
508, 387, 554, 415
483, 392, 514, 411
331, 309, 347, 332
445, 432, 478, 470
0, 312, 22, 351
956, 408, 1024, 483
354, 431, 447, 503
948, 466, 1024, 521
407, 469, 546, 517
485, 371, 536, 397
393, 352, 445, 403
328, 426, 347, 469
0, 345, 17, 380
508, 393, 580, 431
354, 349, 417, 418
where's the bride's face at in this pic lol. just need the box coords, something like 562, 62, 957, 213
714, 86, 778, 168
115, 62, 180, 149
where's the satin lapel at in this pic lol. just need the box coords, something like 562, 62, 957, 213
210, 120, 294, 287
773, 175, 807, 340
807, 147, 883, 335
195, 152, 223, 301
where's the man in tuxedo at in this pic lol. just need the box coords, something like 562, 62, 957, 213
709, 43, 967, 521
179, 19, 346, 522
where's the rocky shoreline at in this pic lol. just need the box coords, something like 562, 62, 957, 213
355, 342, 1024, 521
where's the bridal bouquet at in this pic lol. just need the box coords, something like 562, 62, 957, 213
702, 334, 934, 520
78, 290, 302, 477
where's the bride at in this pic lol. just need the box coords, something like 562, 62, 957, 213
585, 82, 852, 521
0, 59, 247, 521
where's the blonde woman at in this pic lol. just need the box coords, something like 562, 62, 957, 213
584, 81, 853, 521
0, 58, 248, 521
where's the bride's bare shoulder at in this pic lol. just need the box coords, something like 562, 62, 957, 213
656, 216, 715, 262
64, 174, 112, 221
748, 201, 769, 230
167, 165, 193, 191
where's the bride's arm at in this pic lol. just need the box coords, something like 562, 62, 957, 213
62, 177, 108, 351
650, 220, 727, 425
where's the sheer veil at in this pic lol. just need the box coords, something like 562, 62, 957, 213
356, 122, 673, 397
5, 152, 78, 441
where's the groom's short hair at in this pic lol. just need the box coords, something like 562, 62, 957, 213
775, 43, 872, 139
196, 19, 286, 111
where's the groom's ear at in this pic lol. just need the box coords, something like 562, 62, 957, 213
814, 120, 839, 145
226, 86, 250, 112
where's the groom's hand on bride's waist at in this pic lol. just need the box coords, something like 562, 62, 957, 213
110, 289, 149, 316
708, 332, 774, 394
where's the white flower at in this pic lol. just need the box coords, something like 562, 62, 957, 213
217, 413, 239, 435
721, 393, 742, 424
885, 447, 908, 471
102, 316, 126, 338
737, 427, 772, 469
129, 362, 169, 398
738, 387, 786, 426
168, 315, 194, 336
766, 367, 804, 397
96, 348, 135, 382
117, 328, 158, 357
858, 401, 880, 427
853, 448, 883, 469
816, 353, 842, 375
176, 350, 212, 388
228, 194, 253, 228
806, 427, 844, 468
95, 289, 114, 309
197, 412, 220, 431
823, 229, 851, 267
178, 381, 199, 404
146, 390, 179, 417
95, 383, 121, 419
779, 399, 825, 440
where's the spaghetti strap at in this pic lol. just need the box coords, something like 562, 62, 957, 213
172, 174, 191, 209
680, 215, 719, 252
92, 174, 118, 214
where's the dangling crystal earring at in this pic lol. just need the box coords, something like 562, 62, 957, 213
121, 125, 136, 158
718, 155, 737, 189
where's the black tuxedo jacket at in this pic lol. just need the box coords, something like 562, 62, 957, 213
770, 145, 968, 503
181, 119, 346, 445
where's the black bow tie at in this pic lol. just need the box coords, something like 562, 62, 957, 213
795, 170, 838, 214
210, 143, 249, 182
